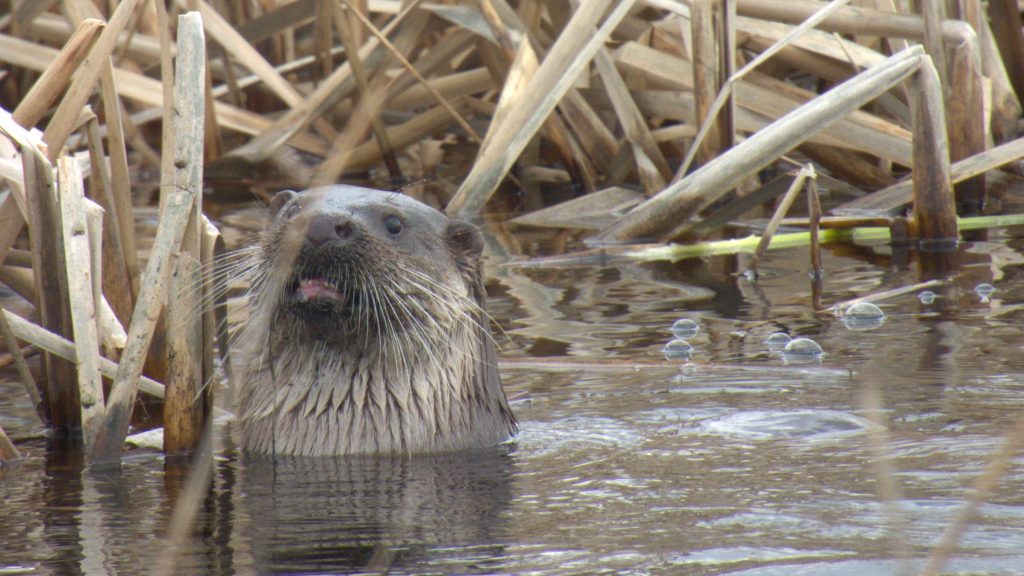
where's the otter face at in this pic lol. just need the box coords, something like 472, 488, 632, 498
261, 186, 485, 343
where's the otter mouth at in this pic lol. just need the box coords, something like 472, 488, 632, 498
294, 278, 347, 305
286, 274, 363, 319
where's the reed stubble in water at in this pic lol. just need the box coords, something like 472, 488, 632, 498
227, 186, 515, 455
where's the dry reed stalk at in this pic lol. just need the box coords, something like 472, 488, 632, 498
837, 136, 1024, 213
41, 0, 142, 161
182, 0, 338, 142
447, 0, 638, 216
56, 155, 104, 449
333, 3, 402, 180
674, 0, 854, 181
18, 131, 79, 434
90, 190, 196, 465
230, 0, 423, 163
0, 300, 42, 420
595, 46, 925, 243
200, 217, 225, 410
162, 12, 206, 457
689, 0, 733, 168
946, 33, 986, 213
343, 4, 480, 144
611, 42, 912, 167
909, 57, 957, 247
593, 47, 670, 195
858, 377, 913, 567
84, 118, 134, 327
0, 31, 330, 156
920, 0, 947, 85
744, 164, 815, 274
920, 414, 1024, 576
1, 308, 164, 399
10, 18, 103, 129
987, 0, 1024, 102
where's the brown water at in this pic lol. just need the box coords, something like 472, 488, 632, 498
3, 221, 1024, 575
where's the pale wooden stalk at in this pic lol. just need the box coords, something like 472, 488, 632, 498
744, 164, 814, 274
312, 76, 392, 186
230, 1, 423, 162
316, 0, 334, 80
11, 18, 104, 128
98, 68, 140, 300
164, 12, 206, 457
837, 136, 1024, 213
388, 67, 494, 110
84, 118, 134, 327
690, 0, 728, 167
595, 46, 925, 243
980, 20, 1022, 142
90, 189, 195, 465
179, 0, 338, 141
22, 143, 79, 433
0, 304, 42, 419
987, 0, 1024, 102
41, 0, 142, 161
806, 173, 822, 280
946, 32, 986, 213
333, 2, 402, 179
312, 9, 433, 184
84, 200, 111, 355
0, 32, 329, 156
909, 57, 957, 247
1, 308, 164, 399
593, 47, 670, 195
674, 0, 854, 180
342, 101, 470, 171
447, 0, 638, 216
920, 0, 947, 85
56, 155, 104, 449
343, 4, 481, 144
200, 217, 225, 408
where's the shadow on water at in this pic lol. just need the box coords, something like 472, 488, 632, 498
233, 447, 515, 574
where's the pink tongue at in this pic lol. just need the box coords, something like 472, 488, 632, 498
298, 278, 345, 303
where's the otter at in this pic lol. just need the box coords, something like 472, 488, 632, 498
233, 185, 516, 455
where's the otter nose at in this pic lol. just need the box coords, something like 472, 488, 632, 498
306, 212, 354, 247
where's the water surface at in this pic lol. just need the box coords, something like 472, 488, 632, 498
3, 222, 1024, 575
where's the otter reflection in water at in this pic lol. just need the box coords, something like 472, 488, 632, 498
235, 447, 515, 573
229, 186, 516, 455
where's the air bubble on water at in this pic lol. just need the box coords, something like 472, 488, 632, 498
782, 337, 823, 357
974, 283, 996, 302
662, 339, 693, 360
670, 318, 700, 339
840, 302, 886, 331
918, 290, 936, 304
765, 332, 792, 347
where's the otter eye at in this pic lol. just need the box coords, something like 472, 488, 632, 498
384, 215, 403, 235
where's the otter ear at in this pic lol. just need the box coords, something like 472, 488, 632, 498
269, 189, 298, 217
445, 219, 484, 261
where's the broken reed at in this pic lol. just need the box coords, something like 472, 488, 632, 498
0, 5, 218, 465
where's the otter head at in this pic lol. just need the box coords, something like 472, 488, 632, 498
259, 186, 486, 347
238, 185, 516, 455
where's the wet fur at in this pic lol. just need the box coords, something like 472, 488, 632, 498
233, 186, 516, 455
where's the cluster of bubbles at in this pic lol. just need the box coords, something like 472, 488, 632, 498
662, 318, 699, 360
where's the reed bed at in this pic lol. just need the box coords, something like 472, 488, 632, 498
2, 1, 1024, 571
